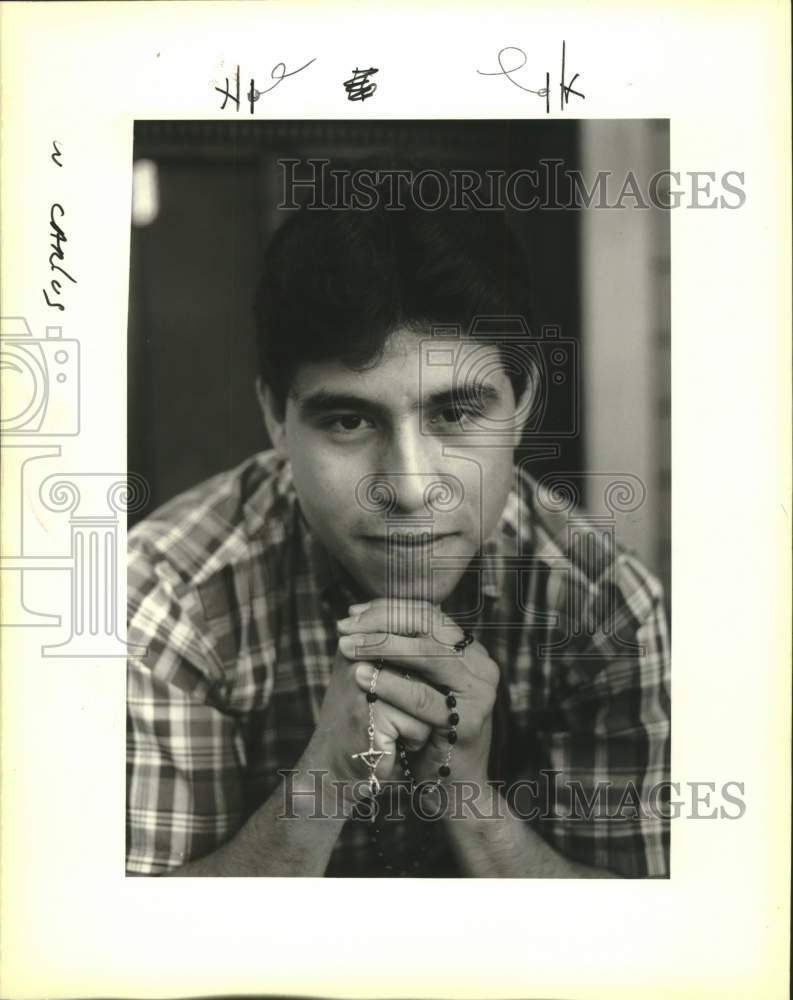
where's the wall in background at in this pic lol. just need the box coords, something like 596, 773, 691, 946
580, 119, 671, 601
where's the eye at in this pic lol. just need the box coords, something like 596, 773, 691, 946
323, 413, 376, 435
437, 407, 460, 424
429, 404, 483, 429
337, 415, 365, 430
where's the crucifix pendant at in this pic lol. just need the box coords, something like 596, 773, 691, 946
352, 747, 392, 796
353, 662, 390, 812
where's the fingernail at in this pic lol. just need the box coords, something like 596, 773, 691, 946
337, 616, 359, 632
356, 663, 374, 684
339, 635, 357, 656
349, 602, 370, 614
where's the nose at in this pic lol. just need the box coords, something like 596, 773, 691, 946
381, 418, 437, 516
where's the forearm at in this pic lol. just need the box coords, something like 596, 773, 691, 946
164, 749, 350, 877
442, 783, 618, 878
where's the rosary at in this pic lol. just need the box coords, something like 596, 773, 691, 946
350, 664, 392, 796
350, 630, 475, 874
350, 628, 475, 819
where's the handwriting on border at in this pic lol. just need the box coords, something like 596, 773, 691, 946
477, 42, 585, 114
215, 59, 317, 114
343, 67, 379, 102
43, 142, 77, 312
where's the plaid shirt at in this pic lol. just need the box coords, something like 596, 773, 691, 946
127, 450, 670, 877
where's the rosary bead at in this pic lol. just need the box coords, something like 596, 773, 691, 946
439, 765, 451, 777
448, 712, 459, 726
438, 685, 451, 696
447, 730, 458, 744
446, 694, 457, 709
366, 691, 378, 703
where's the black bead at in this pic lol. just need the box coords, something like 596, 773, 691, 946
366, 691, 378, 702
446, 694, 457, 709
438, 685, 451, 696
439, 765, 451, 777
453, 630, 475, 652
447, 730, 458, 744
448, 712, 459, 726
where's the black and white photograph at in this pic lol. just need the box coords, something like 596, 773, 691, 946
1, 3, 789, 996
126, 120, 672, 878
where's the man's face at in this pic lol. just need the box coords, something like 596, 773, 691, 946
263, 328, 529, 604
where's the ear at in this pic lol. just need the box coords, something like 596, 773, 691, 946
255, 376, 288, 456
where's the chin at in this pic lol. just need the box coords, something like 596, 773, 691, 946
353, 573, 456, 605
386, 576, 462, 605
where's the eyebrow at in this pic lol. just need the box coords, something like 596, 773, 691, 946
297, 381, 502, 421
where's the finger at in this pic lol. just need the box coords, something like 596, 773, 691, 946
464, 640, 501, 686
373, 698, 432, 752
355, 662, 452, 729
348, 597, 435, 627
339, 631, 470, 688
338, 630, 468, 665
340, 630, 498, 688
338, 599, 461, 646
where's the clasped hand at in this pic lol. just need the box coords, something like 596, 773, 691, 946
337, 599, 499, 788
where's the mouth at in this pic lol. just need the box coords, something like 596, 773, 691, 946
360, 532, 459, 548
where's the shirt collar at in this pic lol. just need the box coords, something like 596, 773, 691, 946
302, 515, 364, 608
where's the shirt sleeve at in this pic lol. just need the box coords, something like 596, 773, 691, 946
531, 554, 672, 877
126, 537, 248, 875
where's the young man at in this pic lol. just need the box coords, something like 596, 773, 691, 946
126, 183, 670, 877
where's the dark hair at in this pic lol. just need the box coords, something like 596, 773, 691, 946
253, 173, 534, 417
